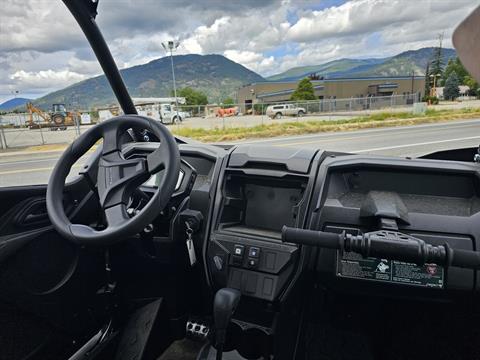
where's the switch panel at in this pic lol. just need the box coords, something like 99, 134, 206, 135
208, 233, 299, 301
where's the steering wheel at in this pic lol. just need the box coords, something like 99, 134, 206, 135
46, 115, 180, 246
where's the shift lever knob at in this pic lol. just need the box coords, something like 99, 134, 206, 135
213, 288, 241, 349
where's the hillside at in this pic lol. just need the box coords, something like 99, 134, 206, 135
32, 48, 458, 110
268, 47, 457, 81
267, 58, 384, 81
34, 54, 265, 109
0, 97, 31, 111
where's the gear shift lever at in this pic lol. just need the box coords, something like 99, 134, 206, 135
213, 288, 241, 360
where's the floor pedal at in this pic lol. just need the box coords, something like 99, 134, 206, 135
186, 318, 210, 341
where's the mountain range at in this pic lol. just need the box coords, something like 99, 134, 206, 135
34, 54, 265, 110
0, 97, 31, 111
268, 47, 456, 81
5, 47, 457, 110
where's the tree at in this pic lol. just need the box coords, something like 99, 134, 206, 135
430, 33, 444, 84
291, 78, 316, 101
424, 63, 431, 97
222, 97, 235, 106
443, 57, 478, 96
443, 71, 460, 101
442, 57, 468, 86
174, 87, 208, 106
464, 75, 479, 96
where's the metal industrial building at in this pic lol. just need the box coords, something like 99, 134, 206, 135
236, 76, 425, 108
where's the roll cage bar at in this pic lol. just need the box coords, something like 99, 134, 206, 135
62, 0, 137, 115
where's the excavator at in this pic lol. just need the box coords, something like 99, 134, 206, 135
26, 102, 79, 130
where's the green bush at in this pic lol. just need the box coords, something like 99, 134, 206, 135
421, 95, 439, 105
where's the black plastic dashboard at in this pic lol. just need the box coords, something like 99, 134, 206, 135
312, 155, 480, 299
203, 145, 480, 303
120, 140, 480, 304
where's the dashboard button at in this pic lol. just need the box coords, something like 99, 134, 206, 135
248, 247, 260, 258
234, 245, 245, 257
247, 258, 258, 269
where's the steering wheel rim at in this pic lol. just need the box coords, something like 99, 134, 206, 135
46, 115, 180, 246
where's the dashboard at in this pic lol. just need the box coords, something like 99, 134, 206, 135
119, 140, 480, 304
203, 145, 480, 303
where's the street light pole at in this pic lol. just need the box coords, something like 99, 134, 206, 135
162, 40, 180, 123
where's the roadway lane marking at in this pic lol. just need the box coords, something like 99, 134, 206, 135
352, 135, 480, 153
0, 156, 62, 166
275, 135, 371, 147
238, 118, 480, 145
273, 122, 480, 147
0, 164, 82, 176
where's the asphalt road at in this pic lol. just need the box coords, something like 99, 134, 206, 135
1, 119, 480, 187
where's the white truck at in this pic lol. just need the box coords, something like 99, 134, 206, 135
134, 98, 189, 124
156, 104, 189, 124
97, 98, 189, 124
266, 104, 306, 119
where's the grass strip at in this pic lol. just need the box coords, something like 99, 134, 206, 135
172, 108, 480, 143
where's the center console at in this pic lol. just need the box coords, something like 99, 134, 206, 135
207, 145, 322, 301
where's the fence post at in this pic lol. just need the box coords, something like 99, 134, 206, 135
75, 114, 81, 137
38, 124, 45, 145
0, 126, 7, 149
261, 103, 264, 125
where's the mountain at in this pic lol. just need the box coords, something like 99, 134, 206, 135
34, 54, 265, 109
0, 97, 31, 111
267, 47, 457, 81
33, 48, 457, 109
267, 58, 385, 81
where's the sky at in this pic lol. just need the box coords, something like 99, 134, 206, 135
0, 0, 477, 103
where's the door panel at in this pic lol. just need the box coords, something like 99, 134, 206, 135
0, 183, 105, 360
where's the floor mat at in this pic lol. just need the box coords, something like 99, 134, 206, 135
157, 338, 205, 360
0, 303, 51, 360
303, 292, 480, 360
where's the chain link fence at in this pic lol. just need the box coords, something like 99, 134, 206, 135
0, 112, 84, 149
0, 94, 420, 149
167, 93, 420, 130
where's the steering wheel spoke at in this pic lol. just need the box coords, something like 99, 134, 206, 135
101, 122, 122, 155
104, 203, 130, 228
146, 143, 169, 174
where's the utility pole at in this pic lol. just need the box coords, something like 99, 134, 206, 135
162, 40, 181, 123
411, 70, 414, 94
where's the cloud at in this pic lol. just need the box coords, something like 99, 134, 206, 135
224, 50, 276, 74
9, 69, 86, 91
0, 0, 86, 53
287, 0, 476, 47
0, 0, 478, 103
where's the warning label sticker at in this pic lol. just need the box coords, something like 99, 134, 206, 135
336, 251, 444, 288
